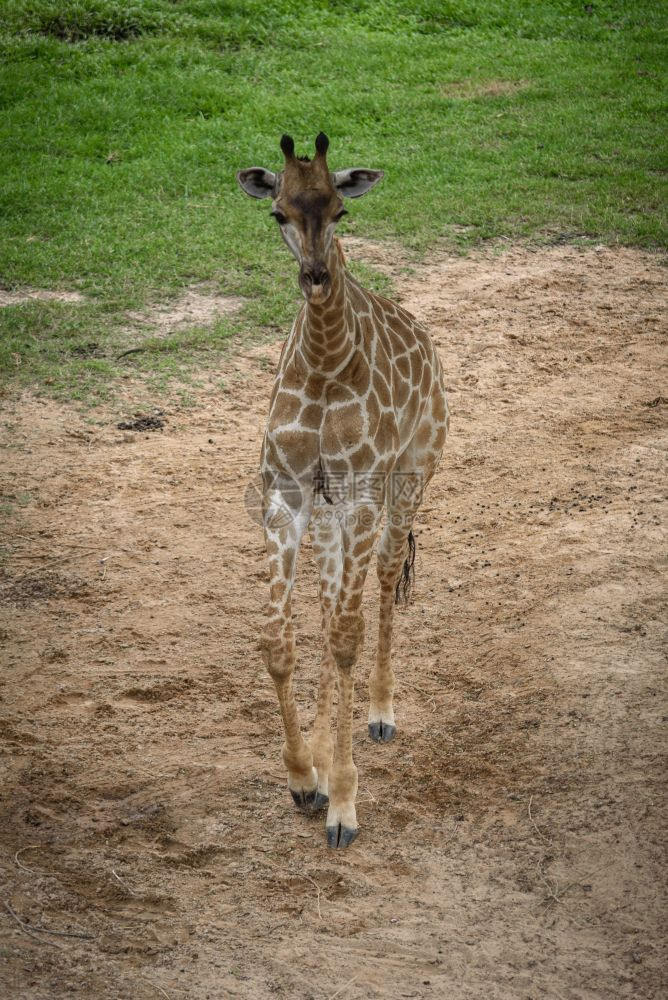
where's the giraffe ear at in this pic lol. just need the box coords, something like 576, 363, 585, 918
332, 168, 384, 199
236, 168, 277, 199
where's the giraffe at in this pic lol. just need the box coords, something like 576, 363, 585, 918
237, 133, 448, 848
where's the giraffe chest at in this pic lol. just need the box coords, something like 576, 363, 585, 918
319, 387, 399, 471
264, 382, 399, 485
263, 325, 434, 482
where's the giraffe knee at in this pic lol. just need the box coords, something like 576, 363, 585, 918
330, 612, 365, 670
261, 626, 295, 681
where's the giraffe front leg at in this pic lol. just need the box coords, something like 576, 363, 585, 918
326, 503, 381, 848
326, 620, 361, 847
310, 644, 335, 810
263, 619, 318, 808
308, 499, 342, 811
262, 488, 318, 810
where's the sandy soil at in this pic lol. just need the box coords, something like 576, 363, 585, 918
0, 243, 666, 999
125, 286, 245, 339
0, 289, 84, 307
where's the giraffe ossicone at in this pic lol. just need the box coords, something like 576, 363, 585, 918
237, 133, 449, 848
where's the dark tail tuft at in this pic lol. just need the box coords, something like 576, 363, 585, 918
395, 530, 416, 606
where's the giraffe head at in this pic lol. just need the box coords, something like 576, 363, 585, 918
237, 133, 383, 304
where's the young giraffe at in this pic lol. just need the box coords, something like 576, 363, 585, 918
237, 133, 448, 848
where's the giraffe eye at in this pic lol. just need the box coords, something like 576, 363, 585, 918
271, 210, 288, 225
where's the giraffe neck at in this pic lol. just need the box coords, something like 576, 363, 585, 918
297, 242, 356, 377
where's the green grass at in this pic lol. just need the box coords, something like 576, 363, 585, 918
0, 0, 666, 402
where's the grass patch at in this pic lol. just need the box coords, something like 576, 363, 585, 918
0, 0, 666, 401
9, 1, 174, 42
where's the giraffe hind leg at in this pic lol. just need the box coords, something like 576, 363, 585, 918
369, 383, 448, 746
369, 515, 414, 743
394, 528, 416, 607
369, 451, 440, 743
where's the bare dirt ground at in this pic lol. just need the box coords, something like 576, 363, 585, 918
1, 243, 666, 1000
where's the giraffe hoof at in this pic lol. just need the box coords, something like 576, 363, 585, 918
368, 721, 396, 743
290, 787, 329, 812
326, 824, 359, 849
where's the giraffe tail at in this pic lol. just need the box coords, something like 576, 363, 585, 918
395, 530, 416, 606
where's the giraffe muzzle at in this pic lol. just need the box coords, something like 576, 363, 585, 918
300, 265, 331, 302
